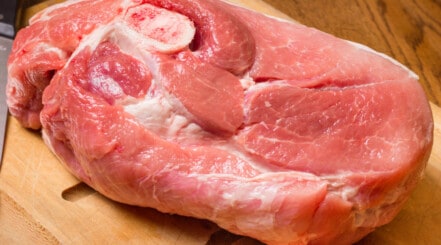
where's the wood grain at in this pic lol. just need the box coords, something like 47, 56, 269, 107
262, 0, 441, 106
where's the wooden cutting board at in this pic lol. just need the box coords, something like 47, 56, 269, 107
1, 1, 440, 244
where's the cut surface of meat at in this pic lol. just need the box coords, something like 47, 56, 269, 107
6, 0, 433, 244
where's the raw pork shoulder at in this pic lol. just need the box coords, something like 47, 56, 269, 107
6, 0, 433, 244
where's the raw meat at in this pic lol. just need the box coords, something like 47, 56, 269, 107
6, 0, 433, 244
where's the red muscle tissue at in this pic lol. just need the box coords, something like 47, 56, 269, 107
6, 0, 433, 244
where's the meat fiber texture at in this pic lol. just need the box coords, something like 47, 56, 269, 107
6, 0, 434, 244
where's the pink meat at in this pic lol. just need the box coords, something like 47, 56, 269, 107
6, 0, 433, 244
